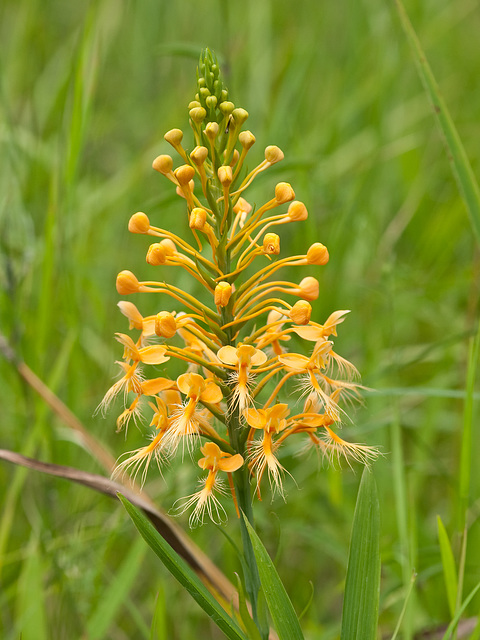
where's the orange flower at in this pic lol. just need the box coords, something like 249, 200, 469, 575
217, 344, 268, 412
244, 403, 290, 496
165, 372, 223, 454
174, 442, 243, 527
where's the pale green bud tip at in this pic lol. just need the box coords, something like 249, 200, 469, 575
205, 95, 218, 110
232, 108, 249, 125
219, 101, 235, 116
189, 106, 207, 123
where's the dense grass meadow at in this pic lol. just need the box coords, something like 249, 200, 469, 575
1, 0, 480, 638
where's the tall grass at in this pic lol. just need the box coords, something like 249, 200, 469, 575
1, 0, 479, 637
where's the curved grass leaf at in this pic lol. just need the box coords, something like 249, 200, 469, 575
441, 580, 480, 640
118, 494, 248, 640
436, 515, 458, 618
395, 0, 480, 245
340, 468, 381, 640
242, 514, 304, 640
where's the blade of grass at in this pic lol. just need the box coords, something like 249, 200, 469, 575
241, 513, 304, 640
149, 588, 167, 640
437, 515, 458, 617
340, 467, 381, 640
394, 0, 480, 245
458, 326, 480, 530
442, 581, 480, 640
86, 536, 147, 640
118, 494, 248, 640
390, 571, 417, 640
14, 535, 47, 640
391, 406, 414, 639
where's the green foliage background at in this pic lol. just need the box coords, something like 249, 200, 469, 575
1, 0, 479, 637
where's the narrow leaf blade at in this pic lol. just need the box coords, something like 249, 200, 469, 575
436, 515, 458, 617
242, 514, 304, 640
341, 468, 381, 640
118, 494, 247, 640
395, 0, 480, 245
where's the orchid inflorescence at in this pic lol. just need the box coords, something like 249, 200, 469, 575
101, 49, 378, 527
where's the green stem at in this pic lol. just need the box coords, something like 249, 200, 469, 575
214, 180, 268, 638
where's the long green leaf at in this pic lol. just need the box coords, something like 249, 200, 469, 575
436, 516, 458, 618
341, 468, 381, 640
242, 514, 304, 640
86, 536, 147, 640
441, 581, 480, 640
117, 494, 247, 640
458, 325, 480, 530
394, 0, 480, 245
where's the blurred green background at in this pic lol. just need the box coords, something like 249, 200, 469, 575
1, 0, 479, 638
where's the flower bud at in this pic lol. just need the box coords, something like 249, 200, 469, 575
189, 207, 207, 230
298, 277, 319, 301
204, 122, 219, 141
174, 164, 195, 186
219, 101, 234, 116
230, 149, 240, 167
306, 243, 329, 265
160, 238, 176, 256
263, 233, 280, 255
267, 309, 285, 324
289, 300, 312, 325
205, 95, 218, 110
128, 212, 150, 234
233, 198, 252, 217
152, 154, 173, 175
146, 243, 167, 265
265, 145, 284, 164
164, 129, 183, 147
117, 301, 144, 330
176, 181, 194, 199
232, 108, 249, 126
275, 182, 295, 204
155, 311, 177, 338
286, 201, 308, 222
238, 130, 255, 150
189, 107, 207, 123
214, 281, 232, 307
218, 165, 233, 186
188, 101, 201, 109
116, 270, 140, 295
190, 146, 208, 165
